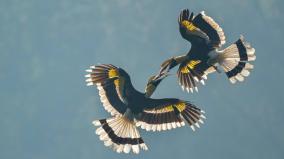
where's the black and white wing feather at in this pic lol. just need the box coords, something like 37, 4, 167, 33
85, 64, 128, 116
178, 9, 209, 46
136, 99, 206, 132
192, 11, 226, 48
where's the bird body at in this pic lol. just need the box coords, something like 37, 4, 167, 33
155, 9, 256, 93
85, 64, 205, 154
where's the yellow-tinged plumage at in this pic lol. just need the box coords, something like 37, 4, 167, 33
114, 79, 119, 86
182, 20, 196, 31
163, 102, 186, 112
180, 67, 190, 73
176, 102, 186, 112
108, 69, 119, 78
188, 60, 201, 69
108, 69, 120, 86
180, 60, 201, 73
164, 105, 174, 112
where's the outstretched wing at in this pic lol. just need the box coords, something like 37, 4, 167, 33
85, 64, 127, 116
136, 99, 206, 132
192, 11, 226, 48
177, 59, 216, 93
178, 9, 209, 46
179, 9, 226, 48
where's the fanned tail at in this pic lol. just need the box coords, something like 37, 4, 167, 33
93, 116, 148, 154
218, 35, 256, 83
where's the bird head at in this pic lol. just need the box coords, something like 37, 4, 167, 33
144, 73, 169, 97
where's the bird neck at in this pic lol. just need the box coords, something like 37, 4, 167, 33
123, 76, 142, 95
144, 83, 156, 98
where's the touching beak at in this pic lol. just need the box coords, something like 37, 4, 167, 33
152, 72, 171, 82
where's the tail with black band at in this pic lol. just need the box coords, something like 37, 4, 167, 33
93, 116, 148, 154
218, 35, 256, 83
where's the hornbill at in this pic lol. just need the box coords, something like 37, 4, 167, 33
154, 9, 256, 93
85, 64, 206, 154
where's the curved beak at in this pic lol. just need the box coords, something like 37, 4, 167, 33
152, 72, 171, 83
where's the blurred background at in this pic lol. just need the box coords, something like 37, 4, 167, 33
0, 0, 283, 159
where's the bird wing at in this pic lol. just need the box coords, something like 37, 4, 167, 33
192, 11, 226, 48
85, 64, 128, 116
178, 9, 209, 46
177, 60, 216, 93
179, 9, 226, 48
136, 99, 205, 132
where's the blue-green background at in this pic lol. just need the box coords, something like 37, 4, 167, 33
1, 0, 283, 159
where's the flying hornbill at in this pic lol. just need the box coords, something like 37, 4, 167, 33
85, 64, 206, 154
154, 9, 256, 93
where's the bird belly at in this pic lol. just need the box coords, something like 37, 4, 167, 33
208, 49, 223, 66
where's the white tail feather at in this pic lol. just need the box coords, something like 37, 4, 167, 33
92, 116, 148, 154
217, 36, 255, 83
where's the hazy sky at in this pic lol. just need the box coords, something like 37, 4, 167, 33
1, 0, 284, 159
